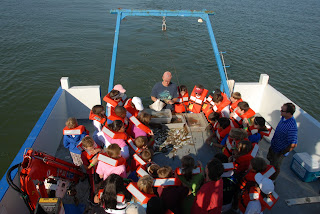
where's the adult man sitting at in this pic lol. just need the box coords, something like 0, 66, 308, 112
151, 71, 178, 110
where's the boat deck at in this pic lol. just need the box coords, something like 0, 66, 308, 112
55, 119, 320, 214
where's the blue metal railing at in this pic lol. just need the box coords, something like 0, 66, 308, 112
108, 9, 230, 97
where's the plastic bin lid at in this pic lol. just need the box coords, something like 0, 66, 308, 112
293, 152, 320, 172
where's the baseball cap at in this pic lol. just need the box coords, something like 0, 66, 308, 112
194, 87, 204, 95
113, 84, 126, 93
132, 97, 144, 111
255, 173, 274, 194
125, 203, 146, 214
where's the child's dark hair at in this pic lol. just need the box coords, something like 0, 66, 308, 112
181, 155, 196, 182
207, 158, 224, 181
92, 105, 105, 117
208, 112, 220, 122
108, 120, 124, 132
135, 136, 148, 148
148, 164, 160, 178
214, 153, 228, 163
157, 166, 173, 178
251, 157, 267, 173
254, 117, 268, 132
238, 101, 250, 112
212, 93, 223, 103
141, 149, 153, 162
137, 111, 152, 125
114, 106, 126, 118
178, 85, 187, 93
237, 140, 253, 156
106, 144, 121, 159
218, 117, 230, 129
100, 174, 131, 209
109, 90, 120, 99
231, 92, 241, 100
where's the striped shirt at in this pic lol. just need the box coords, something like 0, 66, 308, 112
271, 116, 298, 153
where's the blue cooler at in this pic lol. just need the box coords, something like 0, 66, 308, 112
290, 152, 320, 182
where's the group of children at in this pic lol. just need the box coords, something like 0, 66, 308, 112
61, 84, 278, 214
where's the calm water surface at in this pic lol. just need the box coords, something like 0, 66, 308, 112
0, 0, 319, 176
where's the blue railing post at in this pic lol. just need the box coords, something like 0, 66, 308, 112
108, 12, 122, 93
204, 14, 230, 97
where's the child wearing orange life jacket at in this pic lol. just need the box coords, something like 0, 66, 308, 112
231, 140, 255, 176
124, 96, 144, 117
104, 90, 123, 119
210, 92, 231, 118
207, 111, 220, 130
247, 116, 272, 144
128, 136, 148, 156
94, 174, 132, 213
102, 120, 130, 159
79, 136, 102, 202
221, 128, 248, 158
230, 101, 255, 128
156, 166, 188, 214
129, 149, 153, 182
175, 156, 204, 214
96, 144, 127, 180
89, 105, 107, 147
239, 173, 277, 214
174, 85, 189, 113
188, 84, 208, 113
229, 92, 243, 113
205, 117, 231, 148
108, 106, 128, 125
127, 175, 156, 209
63, 117, 88, 166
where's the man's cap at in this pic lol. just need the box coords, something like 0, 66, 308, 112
194, 87, 204, 95
255, 173, 274, 194
113, 84, 126, 93
132, 97, 144, 111
125, 203, 146, 214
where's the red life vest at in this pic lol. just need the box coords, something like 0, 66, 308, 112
188, 86, 208, 113
174, 92, 189, 113
231, 108, 255, 128
63, 125, 87, 135
77, 140, 100, 163
89, 111, 107, 125
102, 126, 128, 140
107, 107, 126, 123
223, 136, 244, 158
127, 138, 143, 154
211, 121, 219, 131
215, 93, 231, 113
136, 165, 150, 177
103, 92, 125, 107
126, 182, 155, 204
202, 94, 215, 119
175, 166, 202, 175
97, 153, 126, 167
216, 125, 232, 143
153, 178, 181, 187
234, 144, 259, 174
124, 98, 139, 117
133, 153, 147, 166
222, 162, 236, 172
240, 165, 275, 190
129, 116, 152, 135
247, 125, 272, 138
97, 189, 125, 203
230, 98, 243, 112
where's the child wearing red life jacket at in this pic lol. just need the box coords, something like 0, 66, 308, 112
89, 105, 107, 147
108, 106, 128, 126
156, 166, 188, 214
96, 144, 127, 180
174, 85, 189, 113
221, 128, 248, 158
128, 136, 148, 156
239, 173, 278, 214
230, 101, 256, 128
124, 96, 144, 117
94, 174, 132, 213
247, 116, 272, 144
207, 111, 220, 130
175, 156, 204, 214
129, 149, 153, 182
205, 117, 231, 148
127, 175, 156, 209
63, 117, 88, 166
229, 92, 243, 113
231, 140, 256, 176
188, 84, 208, 113
79, 136, 102, 202
102, 120, 130, 159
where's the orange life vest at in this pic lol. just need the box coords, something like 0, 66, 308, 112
127, 138, 143, 154
97, 189, 125, 203
216, 125, 232, 143
77, 140, 100, 163
123, 98, 139, 117
97, 153, 126, 167
231, 108, 255, 128
129, 116, 152, 135
234, 144, 259, 174
89, 111, 107, 125
133, 153, 147, 166
230, 98, 243, 112
136, 165, 150, 177
63, 125, 87, 135
174, 92, 189, 113
102, 126, 128, 140
240, 165, 275, 190
188, 86, 208, 113
103, 93, 125, 107
107, 107, 127, 123
247, 125, 272, 138
223, 136, 246, 158
175, 166, 202, 175
126, 182, 155, 204
153, 178, 181, 187
202, 92, 230, 118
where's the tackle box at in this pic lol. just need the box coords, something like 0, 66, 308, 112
290, 152, 320, 182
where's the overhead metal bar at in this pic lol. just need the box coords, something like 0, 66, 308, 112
108, 9, 230, 97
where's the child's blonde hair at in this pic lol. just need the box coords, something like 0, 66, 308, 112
229, 128, 248, 140
81, 136, 95, 148
157, 166, 173, 178
137, 112, 152, 125
106, 144, 121, 159
135, 136, 148, 148
66, 117, 78, 129
137, 175, 154, 194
